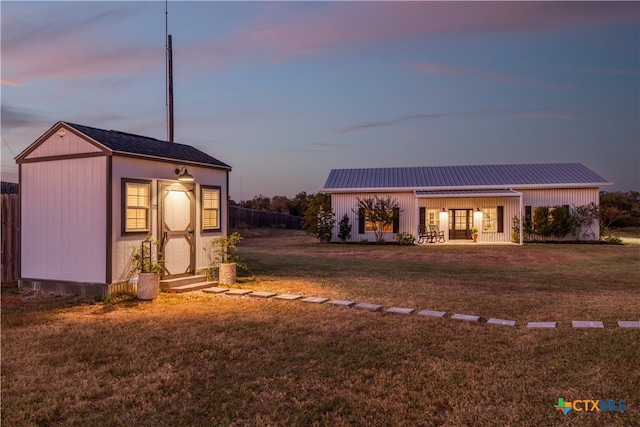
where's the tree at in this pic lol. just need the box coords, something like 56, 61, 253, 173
289, 192, 311, 217
303, 193, 331, 235
355, 196, 400, 243
571, 203, 599, 240
600, 191, 640, 227
338, 214, 352, 243
549, 206, 574, 239
533, 206, 553, 237
315, 207, 336, 243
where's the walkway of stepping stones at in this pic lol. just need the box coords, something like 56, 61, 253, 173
202, 286, 640, 329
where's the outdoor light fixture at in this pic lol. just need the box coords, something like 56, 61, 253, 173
175, 166, 194, 182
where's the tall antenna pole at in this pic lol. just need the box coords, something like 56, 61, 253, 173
167, 35, 174, 142
165, 0, 174, 142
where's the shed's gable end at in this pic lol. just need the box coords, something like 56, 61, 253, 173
17, 122, 109, 163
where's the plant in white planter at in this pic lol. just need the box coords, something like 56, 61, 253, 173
470, 226, 479, 242
131, 236, 163, 300
208, 232, 246, 285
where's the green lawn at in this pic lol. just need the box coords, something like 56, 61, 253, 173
2, 231, 639, 426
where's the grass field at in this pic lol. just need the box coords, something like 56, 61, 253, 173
2, 230, 639, 426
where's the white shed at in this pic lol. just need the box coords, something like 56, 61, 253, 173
16, 121, 231, 296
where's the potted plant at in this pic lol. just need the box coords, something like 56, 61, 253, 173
208, 232, 244, 285
131, 236, 163, 300
470, 226, 479, 242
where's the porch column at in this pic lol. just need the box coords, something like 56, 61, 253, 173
414, 193, 419, 244
519, 193, 524, 246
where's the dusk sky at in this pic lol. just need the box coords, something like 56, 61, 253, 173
2, 1, 639, 200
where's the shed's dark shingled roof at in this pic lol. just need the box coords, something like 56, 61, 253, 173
324, 163, 610, 190
66, 122, 230, 169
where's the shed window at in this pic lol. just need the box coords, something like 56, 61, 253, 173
201, 186, 221, 231
123, 180, 151, 233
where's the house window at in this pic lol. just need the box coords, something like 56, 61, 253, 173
426, 209, 439, 228
365, 218, 392, 232
201, 186, 221, 231
483, 208, 497, 232
482, 206, 504, 233
359, 207, 400, 233
123, 179, 151, 233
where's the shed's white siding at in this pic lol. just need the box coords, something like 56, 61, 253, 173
110, 157, 229, 282
21, 157, 107, 283
24, 129, 103, 159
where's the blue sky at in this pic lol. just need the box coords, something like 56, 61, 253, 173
2, 1, 639, 200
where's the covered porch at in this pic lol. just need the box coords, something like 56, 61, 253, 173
413, 189, 523, 245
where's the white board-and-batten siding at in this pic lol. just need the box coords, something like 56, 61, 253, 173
20, 157, 108, 283
419, 196, 519, 243
329, 187, 601, 244
331, 192, 416, 243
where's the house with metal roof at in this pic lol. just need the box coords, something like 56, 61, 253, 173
322, 163, 612, 244
16, 121, 231, 296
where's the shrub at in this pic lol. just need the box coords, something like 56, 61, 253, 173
338, 214, 352, 243
396, 232, 415, 245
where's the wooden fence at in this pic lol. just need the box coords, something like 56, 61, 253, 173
2, 194, 19, 283
229, 206, 303, 230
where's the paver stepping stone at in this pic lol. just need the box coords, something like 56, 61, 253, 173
527, 322, 556, 328
225, 289, 253, 296
386, 307, 414, 314
417, 310, 446, 318
327, 299, 356, 307
274, 294, 302, 300
572, 321, 604, 328
487, 318, 516, 327
451, 313, 480, 322
250, 291, 277, 298
354, 302, 383, 312
618, 321, 640, 328
300, 297, 328, 304
202, 287, 229, 294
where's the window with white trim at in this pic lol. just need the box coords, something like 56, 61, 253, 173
482, 207, 497, 232
201, 186, 221, 231
123, 180, 151, 233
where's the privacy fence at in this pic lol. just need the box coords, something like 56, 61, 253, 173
229, 206, 303, 230
2, 183, 19, 283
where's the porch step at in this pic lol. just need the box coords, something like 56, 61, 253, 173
166, 281, 216, 293
160, 275, 211, 292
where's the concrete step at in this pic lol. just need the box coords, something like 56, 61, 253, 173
166, 281, 216, 293
160, 274, 208, 291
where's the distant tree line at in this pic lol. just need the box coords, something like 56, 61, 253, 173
600, 191, 640, 228
231, 192, 312, 217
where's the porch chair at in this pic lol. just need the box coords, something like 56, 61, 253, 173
429, 224, 445, 243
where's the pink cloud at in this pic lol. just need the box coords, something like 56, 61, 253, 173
413, 62, 571, 91
194, 2, 639, 68
1, 4, 158, 84
1, 79, 21, 87
333, 108, 573, 133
